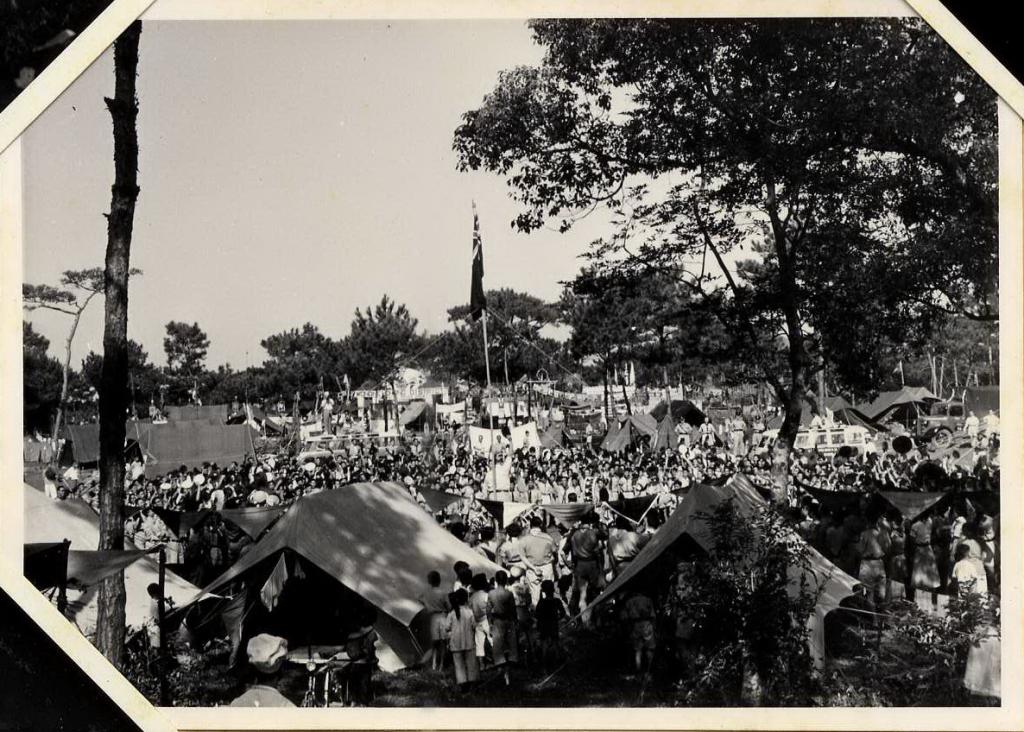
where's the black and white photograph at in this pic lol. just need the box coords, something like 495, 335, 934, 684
3, 2, 1020, 724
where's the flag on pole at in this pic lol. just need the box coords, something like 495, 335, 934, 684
470, 202, 487, 321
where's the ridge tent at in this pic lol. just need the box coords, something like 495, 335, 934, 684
586, 474, 858, 667
654, 415, 679, 452
59, 420, 155, 466
857, 386, 939, 423
136, 421, 256, 477
191, 481, 500, 670
23, 485, 202, 635
601, 414, 659, 453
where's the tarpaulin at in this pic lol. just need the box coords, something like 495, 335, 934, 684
145, 505, 285, 540
66, 549, 153, 587
797, 483, 865, 513
415, 486, 464, 514
399, 401, 429, 428
477, 499, 533, 527
138, 422, 255, 477
606, 494, 658, 522
588, 474, 858, 668
877, 491, 952, 521
164, 404, 229, 422
540, 502, 596, 525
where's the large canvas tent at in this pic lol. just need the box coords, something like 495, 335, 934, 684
193, 482, 500, 669
135, 421, 256, 477
23, 485, 202, 635
587, 474, 858, 667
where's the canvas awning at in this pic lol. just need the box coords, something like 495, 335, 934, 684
164, 404, 229, 422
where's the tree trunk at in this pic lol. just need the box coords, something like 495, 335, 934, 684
51, 310, 82, 462
765, 179, 808, 505
602, 362, 610, 421
95, 20, 141, 671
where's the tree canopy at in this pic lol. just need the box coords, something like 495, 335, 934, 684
454, 18, 997, 491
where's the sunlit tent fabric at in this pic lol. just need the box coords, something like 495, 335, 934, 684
66, 549, 154, 587
654, 415, 679, 452
857, 386, 939, 421
587, 474, 858, 667
164, 404, 229, 422
23, 485, 202, 634
194, 482, 501, 668
648, 399, 707, 428
137, 421, 255, 477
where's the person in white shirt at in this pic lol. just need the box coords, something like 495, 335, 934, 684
951, 544, 988, 596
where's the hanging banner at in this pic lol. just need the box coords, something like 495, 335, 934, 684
469, 426, 504, 455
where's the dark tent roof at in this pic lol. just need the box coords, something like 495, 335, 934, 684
588, 474, 857, 666
63, 424, 101, 464
192, 482, 500, 668
648, 400, 707, 427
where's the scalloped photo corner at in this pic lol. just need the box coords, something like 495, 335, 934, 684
0, 1, 1022, 731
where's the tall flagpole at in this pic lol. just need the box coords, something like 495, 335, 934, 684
481, 307, 497, 494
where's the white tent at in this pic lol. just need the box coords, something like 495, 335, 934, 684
23, 485, 203, 636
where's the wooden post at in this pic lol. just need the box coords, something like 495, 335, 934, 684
158, 547, 169, 706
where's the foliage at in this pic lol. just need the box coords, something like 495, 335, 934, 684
23, 321, 63, 432
822, 593, 999, 706
666, 499, 821, 705
259, 322, 346, 400
433, 288, 563, 384
163, 321, 210, 376
454, 18, 997, 480
81, 339, 162, 411
344, 295, 425, 386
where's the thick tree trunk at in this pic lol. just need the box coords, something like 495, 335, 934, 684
95, 20, 141, 671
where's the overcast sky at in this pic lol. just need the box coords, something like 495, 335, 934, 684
23, 20, 613, 369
